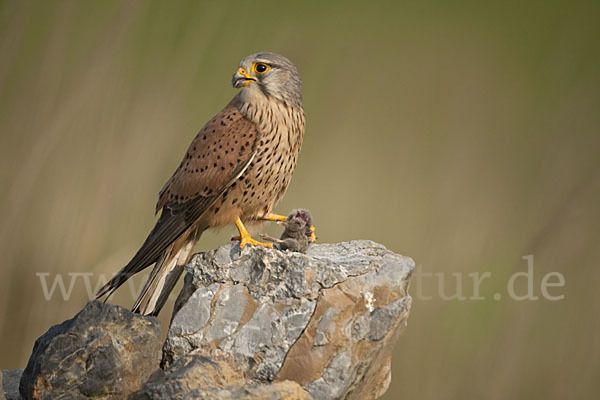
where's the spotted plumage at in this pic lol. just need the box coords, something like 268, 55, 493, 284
96, 52, 305, 315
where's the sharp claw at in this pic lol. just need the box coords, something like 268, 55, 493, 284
261, 213, 287, 222
234, 216, 273, 250
239, 234, 273, 249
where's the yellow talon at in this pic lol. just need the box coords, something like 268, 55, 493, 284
256, 212, 316, 243
235, 217, 273, 249
239, 235, 273, 249
309, 226, 317, 243
261, 212, 287, 222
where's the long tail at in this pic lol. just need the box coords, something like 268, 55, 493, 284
96, 221, 203, 316
131, 230, 200, 316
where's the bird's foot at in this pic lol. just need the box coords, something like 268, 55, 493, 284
261, 212, 287, 222
238, 233, 273, 249
309, 226, 317, 242
234, 217, 273, 249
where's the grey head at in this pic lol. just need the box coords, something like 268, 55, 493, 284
232, 52, 302, 108
281, 208, 313, 238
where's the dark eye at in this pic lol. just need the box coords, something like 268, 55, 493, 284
254, 63, 269, 73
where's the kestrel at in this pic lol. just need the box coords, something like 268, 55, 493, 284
96, 52, 306, 316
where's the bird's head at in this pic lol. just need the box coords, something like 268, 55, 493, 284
232, 52, 302, 108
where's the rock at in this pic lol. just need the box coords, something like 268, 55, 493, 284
1, 370, 23, 400
133, 349, 312, 399
179, 380, 312, 400
19, 300, 162, 400
15, 240, 414, 400
161, 240, 414, 400
140, 377, 311, 400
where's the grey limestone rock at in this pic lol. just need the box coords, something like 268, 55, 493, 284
12, 240, 413, 400
159, 240, 414, 400
18, 300, 162, 400
1, 370, 23, 400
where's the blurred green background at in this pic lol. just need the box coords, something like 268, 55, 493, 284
1, 0, 599, 398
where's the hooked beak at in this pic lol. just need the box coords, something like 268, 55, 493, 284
232, 67, 256, 88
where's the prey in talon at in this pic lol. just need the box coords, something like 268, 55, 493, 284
260, 208, 314, 254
